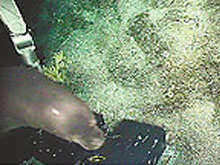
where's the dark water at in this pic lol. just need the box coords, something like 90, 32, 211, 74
0, 20, 23, 67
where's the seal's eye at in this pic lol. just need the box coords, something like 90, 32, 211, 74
88, 155, 106, 162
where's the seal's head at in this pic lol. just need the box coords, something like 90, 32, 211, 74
0, 66, 105, 150
39, 96, 105, 150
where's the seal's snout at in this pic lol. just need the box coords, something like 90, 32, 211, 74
74, 135, 105, 151
88, 125, 105, 150
69, 126, 105, 150
90, 137, 105, 150
89, 128, 105, 150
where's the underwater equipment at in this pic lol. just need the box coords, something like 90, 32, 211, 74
0, 114, 166, 165
0, 0, 41, 70
82, 119, 166, 165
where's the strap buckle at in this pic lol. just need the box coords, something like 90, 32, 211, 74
11, 31, 41, 70
0, 0, 41, 70
11, 31, 35, 55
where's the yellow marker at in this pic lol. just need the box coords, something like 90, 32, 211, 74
88, 155, 107, 162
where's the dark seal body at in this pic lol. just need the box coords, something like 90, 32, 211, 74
0, 66, 104, 150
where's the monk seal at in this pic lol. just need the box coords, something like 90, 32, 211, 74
0, 66, 105, 150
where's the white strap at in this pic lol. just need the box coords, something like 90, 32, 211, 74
0, 0, 41, 70
0, 0, 26, 34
